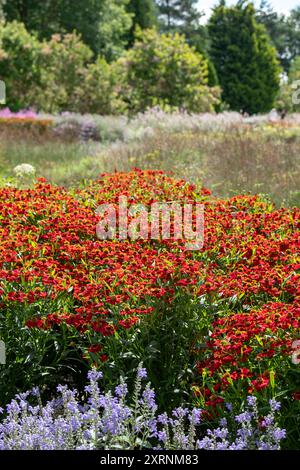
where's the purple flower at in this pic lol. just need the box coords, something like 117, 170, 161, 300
137, 368, 147, 379
235, 411, 253, 424
157, 413, 169, 425
66, 402, 79, 413
247, 396, 257, 407
172, 407, 189, 419
87, 369, 103, 382
213, 427, 228, 439
115, 383, 128, 398
189, 408, 202, 425
0, 368, 286, 451
225, 402, 233, 412
269, 399, 281, 412
273, 428, 286, 441
142, 387, 156, 410
158, 431, 167, 442
31, 387, 40, 397
261, 415, 274, 427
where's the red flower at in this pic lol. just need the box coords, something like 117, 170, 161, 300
249, 376, 270, 393
88, 344, 102, 354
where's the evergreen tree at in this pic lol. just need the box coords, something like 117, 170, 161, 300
156, 0, 202, 33
208, 1, 280, 114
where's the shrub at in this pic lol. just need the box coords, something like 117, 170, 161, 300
36, 32, 93, 113
117, 28, 220, 113
0, 21, 42, 110
70, 58, 127, 115
0, 22, 124, 114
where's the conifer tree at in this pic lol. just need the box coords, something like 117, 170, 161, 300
208, 1, 280, 114
156, 0, 202, 33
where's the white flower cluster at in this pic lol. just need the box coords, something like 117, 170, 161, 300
13, 164, 36, 178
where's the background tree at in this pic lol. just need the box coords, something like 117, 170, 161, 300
156, 0, 179, 30
2, 0, 132, 59
256, 4, 300, 73
127, 0, 158, 44
0, 21, 43, 110
286, 7, 300, 67
96, 0, 132, 61
276, 56, 300, 115
2, 0, 100, 48
156, 0, 202, 34
209, 1, 280, 114
0, 0, 5, 21
155, 0, 209, 58
117, 28, 220, 113
256, 1, 290, 72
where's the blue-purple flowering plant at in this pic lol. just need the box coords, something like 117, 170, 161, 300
0, 365, 286, 450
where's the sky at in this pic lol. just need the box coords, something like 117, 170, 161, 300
198, 0, 299, 19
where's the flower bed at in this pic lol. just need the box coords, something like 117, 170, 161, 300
0, 108, 53, 135
0, 169, 299, 447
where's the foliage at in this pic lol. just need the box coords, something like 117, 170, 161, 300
156, 0, 202, 32
117, 28, 220, 112
36, 33, 93, 113
276, 56, 300, 115
209, 2, 281, 114
69, 58, 127, 115
127, 0, 158, 45
0, 22, 125, 114
253, 2, 300, 73
0, 22, 93, 112
2, 0, 132, 59
97, 0, 133, 61
155, 0, 209, 53
0, 1, 4, 21
0, 21, 42, 110
285, 7, 300, 70
256, 1, 290, 72
0, 20, 218, 114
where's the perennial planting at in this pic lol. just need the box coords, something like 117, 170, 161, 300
0, 169, 299, 449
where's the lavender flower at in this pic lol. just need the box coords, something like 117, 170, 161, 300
269, 399, 281, 412
0, 369, 286, 451
137, 367, 147, 379
247, 396, 257, 407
